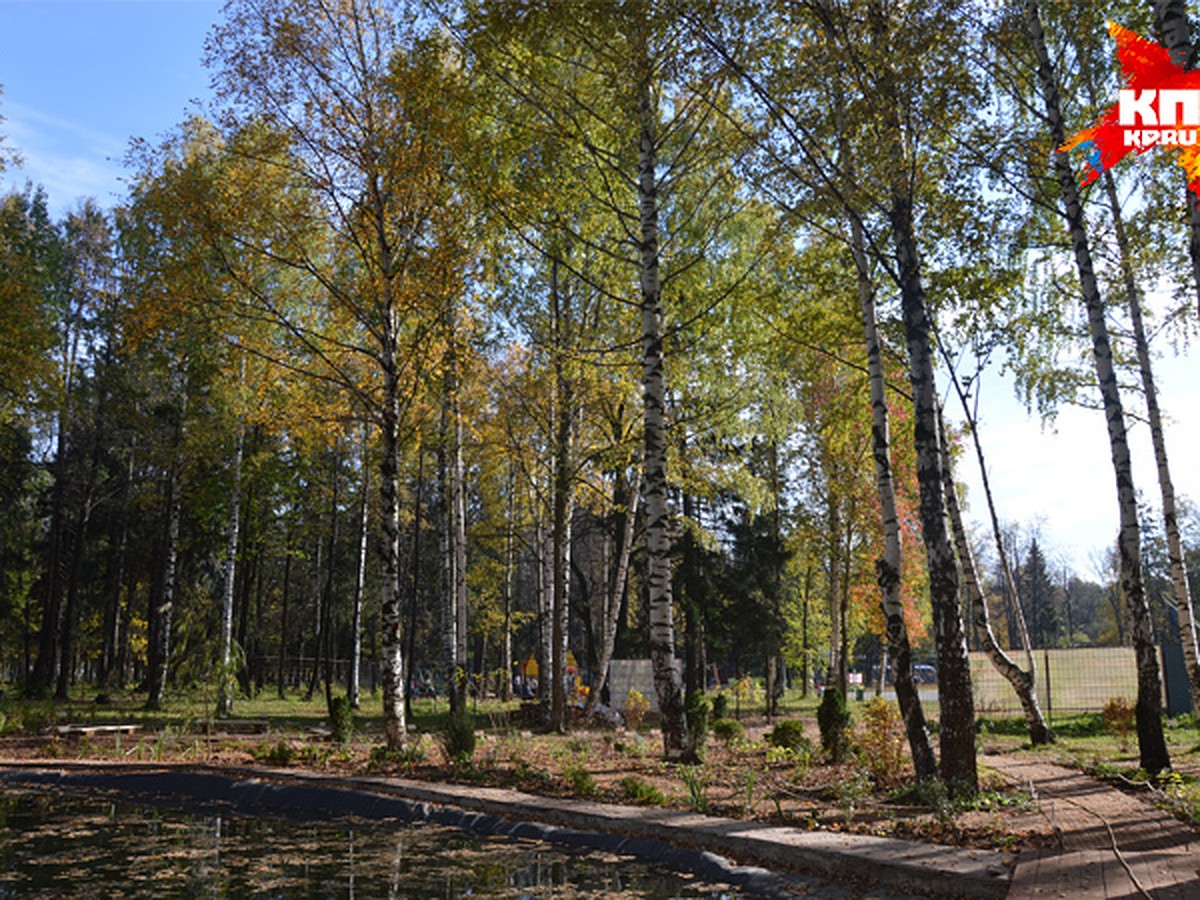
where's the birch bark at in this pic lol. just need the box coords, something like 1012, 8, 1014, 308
853, 215, 938, 779
1026, 0, 1170, 773
635, 17, 691, 761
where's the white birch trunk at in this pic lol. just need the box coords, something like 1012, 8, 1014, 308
1100, 170, 1200, 719
217, 419, 244, 718
379, 327, 407, 748
349, 424, 369, 709
1026, 0, 1169, 773
586, 465, 641, 714
635, 23, 690, 761
853, 216, 938, 778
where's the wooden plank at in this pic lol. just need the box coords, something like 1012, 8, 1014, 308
55, 724, 142, 737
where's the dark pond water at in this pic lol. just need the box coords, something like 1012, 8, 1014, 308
0, 789, 741, 898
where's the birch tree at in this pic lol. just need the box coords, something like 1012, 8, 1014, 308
207, 0, 473, 747
1024, 0, 1170, 774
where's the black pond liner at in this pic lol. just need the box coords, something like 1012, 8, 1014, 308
0, 767, 798, 898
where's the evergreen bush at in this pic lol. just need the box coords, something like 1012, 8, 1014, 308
817, 687, 852, 762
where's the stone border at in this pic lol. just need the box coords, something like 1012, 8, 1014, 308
0, 762, 1012, 898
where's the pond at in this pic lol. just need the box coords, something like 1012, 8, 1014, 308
0, 787, 744, 898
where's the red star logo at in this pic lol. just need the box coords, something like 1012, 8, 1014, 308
1061, 22, 1200, 198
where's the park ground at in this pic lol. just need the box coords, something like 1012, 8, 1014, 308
1, 688, 1198, 856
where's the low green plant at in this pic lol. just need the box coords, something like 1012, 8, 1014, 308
914, 778, 956, 825
253, 740, 295, 766
562, 761, 597, 797
680, 765, 709, 813
817, 688, 851, 762
836, 768, 873, 821
711, 717, 746, 745
737, 768, 757, 817
565, 736, 591, 756
514, 759, 553, 785
766, 741, 812, 768
619, 775, 666, 806
369, 738, 428, 772
295, 744, 331, 766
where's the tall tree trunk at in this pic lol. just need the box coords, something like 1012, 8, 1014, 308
853, 213, 938, 779
217, 420, 244, 718
868, 0, 976, 793
349, 424, 369, 709
550, 253, 573, 733
1150, 0, 1200, 313
56, 419, 103, 701
635, 21, 691, 762
1027, 0, 1170, 774
379, 328, 408, 748
937, 406, 1052, 744
101, 443, 134, 688
146, 388, 187, 712
404, 451, 424, 720
826, 497, 844, 696
305, 541, 325, 702
501, 466, 517, 702
536, 511, 553, 721
29, 415, 70, 698
585, 465, 641, 714
320, 449, 340, 713
1100, 169, 1200, 718
276, 528, 293, 700
440, 300, 469, 718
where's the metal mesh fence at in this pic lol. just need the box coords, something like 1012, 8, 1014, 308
969, 647, 1142, 720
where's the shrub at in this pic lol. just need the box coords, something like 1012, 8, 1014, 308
817, 687, 852, 762
856, 697, 905, 788
1103, 696, 1136, 750
623, 689, 651, 731
440, 713, 476, 765
329, 695, 354, 745
710, 692, 730, 720
766, 719, 809, 752
711, 717, 746, 745
619, 775, 666, 806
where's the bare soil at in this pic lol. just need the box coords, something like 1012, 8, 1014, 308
0, 714, 1062, 854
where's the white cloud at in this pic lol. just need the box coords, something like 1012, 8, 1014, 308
1, 99, 130, 211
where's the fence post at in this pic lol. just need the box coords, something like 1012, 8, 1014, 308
1043, 647, 1052, 725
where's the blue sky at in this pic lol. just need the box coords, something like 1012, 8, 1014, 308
0, 0, 1196, 575
0, 0, 221, 212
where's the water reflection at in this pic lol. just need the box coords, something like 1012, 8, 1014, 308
0, 790, 739, 897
